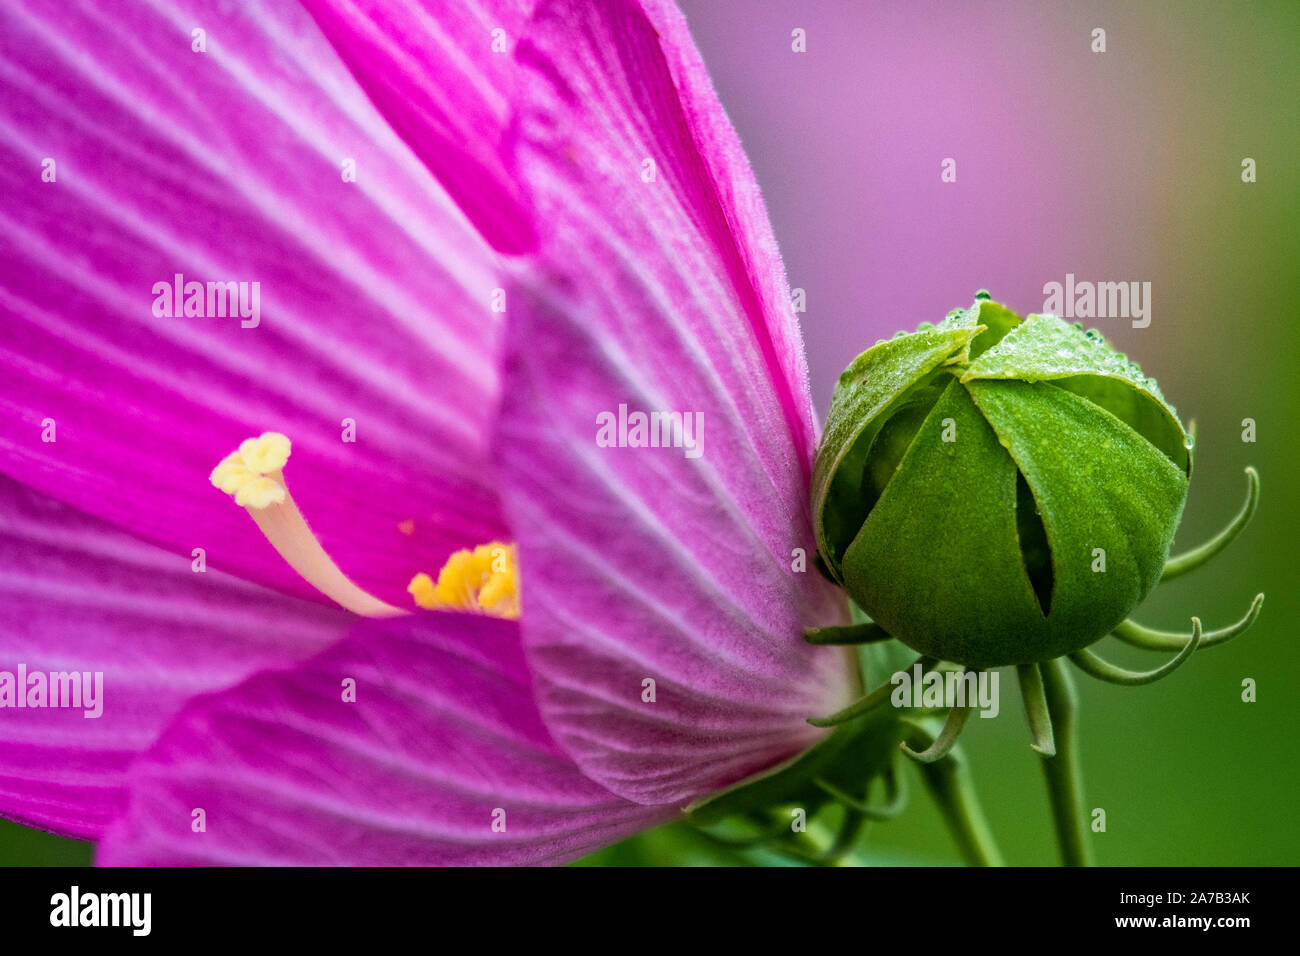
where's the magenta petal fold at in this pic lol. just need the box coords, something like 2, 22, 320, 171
303, 0, 539, 253
0, 475, 347, 838
489, 0, 855, 806
97, 613, 669, 866
0, 0, 508, 607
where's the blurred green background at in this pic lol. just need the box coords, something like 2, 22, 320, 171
3, 0, 1295, 865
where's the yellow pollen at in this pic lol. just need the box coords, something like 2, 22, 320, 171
209, 431, 292, 509
408, 542, 520, 619
210, 432, 404, 619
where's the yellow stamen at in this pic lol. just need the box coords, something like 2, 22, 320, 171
209, 432, 291, 508
408, 542, 520, 619
238, 432, 292, 475
210, 433, 405, 618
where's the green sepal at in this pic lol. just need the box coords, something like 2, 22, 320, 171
841, 378, 1048, 666
840, 376, 1189, 666
965, 379, 1188, 660
962, 313, 1191, 473
812, 325, 980, 578
938, 295, 1022, 359
814, 294, 1199, 669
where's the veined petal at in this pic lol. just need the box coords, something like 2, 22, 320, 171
0, 0, 508, 607
491, 0, 856, 805
97, 613, 670, 866
303, 0, 538, 253
0, 475, 346, 839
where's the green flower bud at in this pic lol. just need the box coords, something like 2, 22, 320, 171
812, 293, 1193, 668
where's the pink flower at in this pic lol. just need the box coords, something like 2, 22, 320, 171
0, 0, 855, 864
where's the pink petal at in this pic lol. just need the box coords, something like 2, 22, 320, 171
97, 612, 669, 866
0, 0, 507, 607
490, 0, 856, 805
0, 475, 346, 839
303, 0, 539, 253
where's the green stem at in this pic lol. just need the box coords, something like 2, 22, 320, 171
1039, 658, 1092, 866
909, 726, 1004, 867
